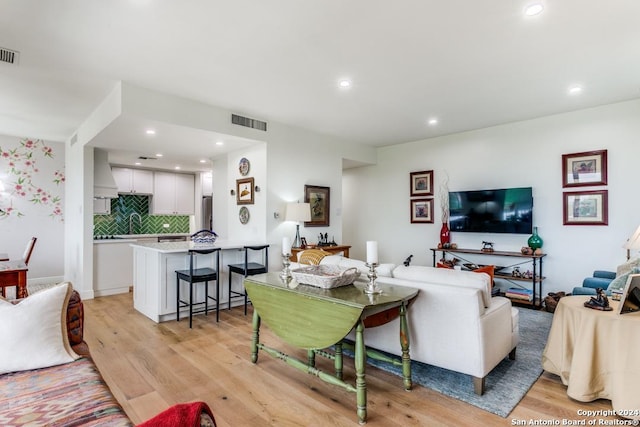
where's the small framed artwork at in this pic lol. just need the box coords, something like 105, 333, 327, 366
410, 198, 434, 223
304, 185, 330, 227
410, 170, 434, 196
563, 190, 608, 225
236, 177, 254, 205
618, 274, 640, 315
562, 149, 608, 188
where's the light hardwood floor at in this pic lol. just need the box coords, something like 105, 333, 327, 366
83, 293, 618, 426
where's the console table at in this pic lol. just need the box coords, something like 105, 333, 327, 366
542, 296, 640, 420
430, 247, 546, 308
289, 244, 351, 262
244, 272, 418, 424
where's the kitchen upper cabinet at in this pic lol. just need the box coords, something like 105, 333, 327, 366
93, 198, 111, 215
152, 171, 195, 215
201, 171, 213, 196
113, 167, 154, 194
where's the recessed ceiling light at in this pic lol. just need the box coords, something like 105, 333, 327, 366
428, 118, 439, 126
568, 85, 583, 95
174, 166, 181, 170
155, 153, 163, 157
215, 141, 224, 146
338, 79, 351, 88
524, 3, 544, 16
199, 159, 207, 163
135, 162, 141, 166
145, 129, 156, 135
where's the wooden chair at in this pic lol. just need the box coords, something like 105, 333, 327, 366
23, 237, 37, 265
0, 237, 37, 299
175, 248, 221, 328
227, 245, 269, 315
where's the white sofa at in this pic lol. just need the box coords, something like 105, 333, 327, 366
293, 254, 519, 395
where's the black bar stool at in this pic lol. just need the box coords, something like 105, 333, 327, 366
228, 245, 269, 315
176, 248, 221, 328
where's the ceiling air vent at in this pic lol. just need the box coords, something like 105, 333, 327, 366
137, 156, 157, 160
231, 114, 267, 132
0, 47, 19, 65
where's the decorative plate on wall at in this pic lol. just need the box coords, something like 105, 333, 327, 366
239, 206, 250, 224
239, 157, 250, 176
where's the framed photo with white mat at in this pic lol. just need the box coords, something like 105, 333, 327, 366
618, 273, 640, 315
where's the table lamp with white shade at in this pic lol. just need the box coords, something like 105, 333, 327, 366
285, 202, 311, 248
623, 225, 640, 260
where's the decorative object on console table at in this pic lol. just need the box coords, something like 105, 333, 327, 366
562, 149, 607, 188
304, 185, 330, 227
563, 190, 608, 226
410, 198, 434, 224
285, 202, 311, 248
527, 226, 543, 250
439, 171, 450, 244
439, 222, 450, 244
409, 170, 434, 196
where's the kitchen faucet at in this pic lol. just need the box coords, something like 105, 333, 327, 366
129, 212, 142, 235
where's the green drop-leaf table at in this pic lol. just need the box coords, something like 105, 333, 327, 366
244, 272, 419, 424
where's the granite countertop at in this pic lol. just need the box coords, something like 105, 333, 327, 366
130, 240, 265, 253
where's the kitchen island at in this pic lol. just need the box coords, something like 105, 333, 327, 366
131, 240, 266, 323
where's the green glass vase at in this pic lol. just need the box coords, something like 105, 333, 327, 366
527, 226, 543, 250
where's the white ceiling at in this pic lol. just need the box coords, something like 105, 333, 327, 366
1, 1, 640, 171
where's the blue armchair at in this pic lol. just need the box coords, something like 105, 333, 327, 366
572, 270, 616, 296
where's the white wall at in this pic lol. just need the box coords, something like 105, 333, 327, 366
225, 145, 267, 241
343, 98, 640, 294
0, 135, 65, 284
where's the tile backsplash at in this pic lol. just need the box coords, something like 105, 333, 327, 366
93, 195, 189, 236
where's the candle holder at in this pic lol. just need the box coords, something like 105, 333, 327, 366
364, 262, 382, 294
280, 253, 292, 280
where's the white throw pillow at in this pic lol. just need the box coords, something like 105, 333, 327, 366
0, 282, 79, 374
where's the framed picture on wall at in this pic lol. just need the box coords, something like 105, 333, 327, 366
563, 190, 608, 225
236, 177, 254, 205
410, 198, 434, 223
562, 149, 608, 187
410, 170, 434, 196
304, 185, 330, 227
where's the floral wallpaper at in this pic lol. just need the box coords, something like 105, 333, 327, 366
0, 138, 64, 220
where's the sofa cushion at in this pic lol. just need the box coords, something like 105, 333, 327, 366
392, 265, 492, 307
0, 282, 79, 374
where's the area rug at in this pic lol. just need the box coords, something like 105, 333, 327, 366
354, 308, 553, 418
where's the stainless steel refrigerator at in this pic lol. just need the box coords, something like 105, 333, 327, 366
202, 196, 213, 230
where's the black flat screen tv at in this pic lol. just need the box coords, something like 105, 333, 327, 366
448, 187, 533, 234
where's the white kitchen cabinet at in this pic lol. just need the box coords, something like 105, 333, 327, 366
152, 171, 195, 215
113, 167, 154, 194
201, 171, 213, 196
93, 240, 134, 296
93, 198, 111, 215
